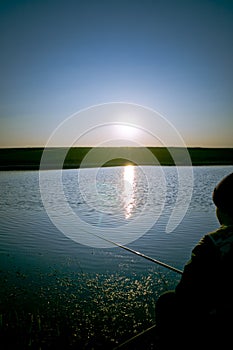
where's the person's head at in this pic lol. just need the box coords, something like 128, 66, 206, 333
212, 172, 233, 226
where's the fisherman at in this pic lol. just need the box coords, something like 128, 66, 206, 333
155, 172, 233, 349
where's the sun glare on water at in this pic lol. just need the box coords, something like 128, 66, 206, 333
124, 164, 135, 183
123, 165, 136, 219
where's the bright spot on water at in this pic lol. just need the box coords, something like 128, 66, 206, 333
123, 165, 136, 219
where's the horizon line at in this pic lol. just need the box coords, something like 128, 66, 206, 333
0, 145, 233, 149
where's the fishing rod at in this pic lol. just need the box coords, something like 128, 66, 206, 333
87, 232, 182, 349
91, 232, 183, 349
113, 324, 156, 350
91, 231, 183, 275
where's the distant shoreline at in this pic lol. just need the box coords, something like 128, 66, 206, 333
0, 147, 232, 170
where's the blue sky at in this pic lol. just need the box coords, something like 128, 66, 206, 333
0, 0, 233, 147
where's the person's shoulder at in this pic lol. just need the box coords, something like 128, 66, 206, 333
208, 225, 233, 245
192, 226, 233, 256
207, 225, 233, 257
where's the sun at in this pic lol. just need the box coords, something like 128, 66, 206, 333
114, 124, 139, 139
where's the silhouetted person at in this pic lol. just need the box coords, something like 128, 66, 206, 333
155, 172, 233, 349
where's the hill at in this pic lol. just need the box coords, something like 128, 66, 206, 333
0, 147, 232, 170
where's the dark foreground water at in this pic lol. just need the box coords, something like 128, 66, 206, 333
0, 166, 232, 349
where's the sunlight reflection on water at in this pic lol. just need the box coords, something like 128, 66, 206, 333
123, 165, 136, 219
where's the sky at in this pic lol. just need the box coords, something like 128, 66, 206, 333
0, 0, 233, 148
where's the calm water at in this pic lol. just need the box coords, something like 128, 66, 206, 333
0, 166, 232, 348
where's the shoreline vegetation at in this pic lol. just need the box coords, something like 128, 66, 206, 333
0, 147, 232, 170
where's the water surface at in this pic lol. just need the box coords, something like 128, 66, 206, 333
0, 166, 232, 348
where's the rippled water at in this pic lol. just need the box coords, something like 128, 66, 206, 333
1, 166, 232, 268
0, 166, 232, 348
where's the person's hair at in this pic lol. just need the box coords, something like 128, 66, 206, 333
212, 172, 233, 216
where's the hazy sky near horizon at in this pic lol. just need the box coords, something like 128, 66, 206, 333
0, 0, 233, 148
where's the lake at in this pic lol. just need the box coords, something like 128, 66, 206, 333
0, 166, 232, 349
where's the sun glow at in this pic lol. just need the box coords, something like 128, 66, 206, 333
114, 124, 139, 139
